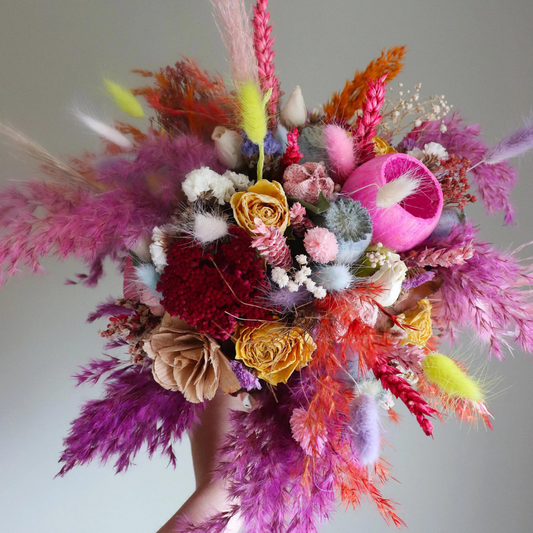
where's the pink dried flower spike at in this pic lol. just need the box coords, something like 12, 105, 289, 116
251, 217, 292, 269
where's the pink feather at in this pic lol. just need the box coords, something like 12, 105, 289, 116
324, 124, 356, 184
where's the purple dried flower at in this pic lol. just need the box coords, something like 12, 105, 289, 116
349, 393, 380, 466
402, 270, 435, 290
241, 131, 282, 157
229, 360, 262, 391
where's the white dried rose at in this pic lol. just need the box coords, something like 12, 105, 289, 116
368, 253, 407, 307
212, 127, 244, 169
280, 86, 307, 129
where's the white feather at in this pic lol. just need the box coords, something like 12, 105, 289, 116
134, 263, 160, 293
76, 112, 133, 149
193, 212, 229, 244
376, 173, 420, 209
314, 264, 354, 292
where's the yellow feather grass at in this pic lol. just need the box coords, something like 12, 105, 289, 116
422, 353, 484, 402
237, 81, 271, 181
104, 79, 145, 118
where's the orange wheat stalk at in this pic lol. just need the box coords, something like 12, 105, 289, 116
323, 46, 407, 124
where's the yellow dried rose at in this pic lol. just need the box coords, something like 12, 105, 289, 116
230, 180, 290, 235
401, 299, 433, 346
144, 314, 240, 403
373, 136, 397, 156
234, 322, 316, 385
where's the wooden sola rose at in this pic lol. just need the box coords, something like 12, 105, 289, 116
343, 153, 444, 252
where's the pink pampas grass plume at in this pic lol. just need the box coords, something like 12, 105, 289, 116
324, 124, 356, 184
211, 0, 258, 86
303, 227, 338, 263
251, 217, 292, 269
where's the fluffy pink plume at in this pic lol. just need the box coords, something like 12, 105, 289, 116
283, 162, 335, 204
324, 124, 356, 183
304, 227, 338, 263
251, 217, 292, 269
211, 0, 258, 85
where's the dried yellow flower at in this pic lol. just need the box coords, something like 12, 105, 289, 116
373, 136, 397, 156
401, 299, 433, 346
144, 314, 240, 403
234, 322, 316, 385
230, 180, 290, 236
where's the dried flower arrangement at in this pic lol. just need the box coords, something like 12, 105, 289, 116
2, 0, 533, 531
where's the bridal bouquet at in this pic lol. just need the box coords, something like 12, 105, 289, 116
2, 0, 533, 531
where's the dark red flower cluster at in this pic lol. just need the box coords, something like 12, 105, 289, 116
158, 227, 271, 340
436, 155, 477, 209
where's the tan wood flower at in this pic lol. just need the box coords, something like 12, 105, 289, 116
144, 314, 240, 403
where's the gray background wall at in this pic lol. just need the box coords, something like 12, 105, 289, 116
1, 1, 533, 532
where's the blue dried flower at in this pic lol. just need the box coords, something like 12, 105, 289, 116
325, 198, 372, 243
241, 131, 282, 157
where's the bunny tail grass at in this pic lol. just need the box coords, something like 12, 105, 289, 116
422, 353, 483, 402
104, 79, 145, 118
237, 81, 270, 180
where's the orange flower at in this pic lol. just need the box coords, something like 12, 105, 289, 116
234, 322, 316, 385
230, 180, 290, 235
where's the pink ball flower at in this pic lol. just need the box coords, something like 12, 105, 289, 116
304, 227, 338, 263
283, 162, 335, 204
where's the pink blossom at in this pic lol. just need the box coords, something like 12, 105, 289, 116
289, 202, 314, 236
304, 227, 338, 263
283, 162, 335, 204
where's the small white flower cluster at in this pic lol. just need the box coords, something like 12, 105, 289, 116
182, 167, 252, 205
379, 82, 453, 138
366, 242, 392, 269
271, 255, 327, 299
408, 141, 449, 165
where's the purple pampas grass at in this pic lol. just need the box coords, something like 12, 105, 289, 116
434, 223, 533, 359
349, 393, 381, 466
87, 296, 135, 323
212, 380, 336, 533
485, 116, 533, 165
0, 134, 221, 287
58, 363, 204, 475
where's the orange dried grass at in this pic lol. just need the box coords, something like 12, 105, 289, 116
323, 46, 407, 124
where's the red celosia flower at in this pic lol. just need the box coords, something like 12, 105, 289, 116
158, 227, 271, 340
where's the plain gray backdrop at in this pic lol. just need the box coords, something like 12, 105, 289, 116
1, 1, 533, 532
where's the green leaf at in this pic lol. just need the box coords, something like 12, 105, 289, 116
288, 192, 331, 215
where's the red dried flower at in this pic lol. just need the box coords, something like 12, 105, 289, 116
435, 155, 477, 209
158, 227, 271, 340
